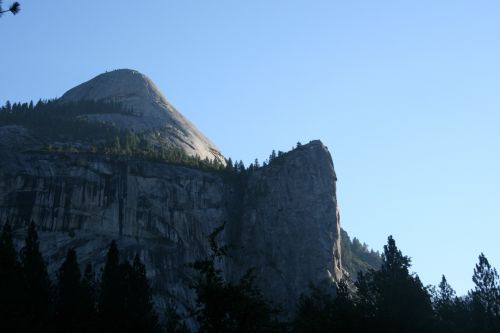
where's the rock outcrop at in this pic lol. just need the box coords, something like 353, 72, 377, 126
60, 69, 225, 163
0, 70, 343, 315
0, 141, 342, 313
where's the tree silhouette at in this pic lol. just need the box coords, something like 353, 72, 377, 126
355, 235, 434, 333
55, 249, 92, 333
21, 222, 51, 332
80, 263, 97, 332
98, 241, 159, 333
125, 255, 159, 333
190, 224, 278, 332
0, 1, 20, 16
0, 222, 24, 332
293, 285, 336, 333
98, 240, 122, 332
469, 253, 500, 332
432, 275, 470, 333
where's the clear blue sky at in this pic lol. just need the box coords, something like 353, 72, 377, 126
1, 0, 499, 295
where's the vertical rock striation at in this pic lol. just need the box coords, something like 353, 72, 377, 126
0, 69, 342, 314
231, 140, 342, 310
0, 140, 342, 313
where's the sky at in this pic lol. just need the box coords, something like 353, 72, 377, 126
1, 0, 499, 295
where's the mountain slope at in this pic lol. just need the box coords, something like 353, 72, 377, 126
59, 69, 224, 163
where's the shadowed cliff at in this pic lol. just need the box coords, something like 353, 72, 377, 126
0, 140, 341, 314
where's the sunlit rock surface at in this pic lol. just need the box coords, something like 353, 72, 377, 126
60, 69, 225, 164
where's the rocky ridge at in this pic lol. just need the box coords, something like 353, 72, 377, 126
60, 69, 225, 163
0, 70, 344, 315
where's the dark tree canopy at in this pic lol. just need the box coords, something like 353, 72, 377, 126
98, 241, 159, 333
0, 1, 20, 16
21, 222, 51, 332
190, 224, 279, 333
2, 221, 500, 332
0, 222, 24, 332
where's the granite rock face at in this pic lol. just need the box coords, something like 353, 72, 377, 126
60, 69, 225, 164
229, 141, 343, 307
0, 140, 342, 313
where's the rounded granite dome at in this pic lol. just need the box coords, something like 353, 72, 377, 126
60, 69, 224, 163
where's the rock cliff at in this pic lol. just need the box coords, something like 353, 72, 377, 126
0, 70, 343, 315
60, 69, 225, 163
0, 141, 342, 313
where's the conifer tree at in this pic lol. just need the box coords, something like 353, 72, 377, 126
55, 249, 88, 333
80, 263, 97, 332
293, 286, 336, 333
469, 253, 500, 332
98, 242, 159, 333
0, 222, 24, 332
126, 255, 159, 333
331, 279, 357, 332
98, 240, 122, 332
21, 222, 51, 332
355, 235, 434, 333
269, 149, 277, 162
432, 275, 469, 333
0, 1, 20, 16
191, 225, 278, 333
225, 157, 234, 173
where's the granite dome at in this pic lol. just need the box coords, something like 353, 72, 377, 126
60, 69, 224, 163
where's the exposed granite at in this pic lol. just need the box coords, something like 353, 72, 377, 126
0, 140, 342, 315
60, 69, 225, 164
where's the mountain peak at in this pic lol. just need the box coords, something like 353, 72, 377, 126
61, 69, 175, 119
60, 69, 225, 163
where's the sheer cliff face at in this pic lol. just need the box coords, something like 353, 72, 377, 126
230, 141, 342, 307
0, 141, 342, 312
0, 69, 342, 312
60, 69, 225, 163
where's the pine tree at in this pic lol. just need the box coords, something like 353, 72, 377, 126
21, 222, 51, 332
432, 275, 469, 333
225, 157, 234, 173
164, 305, 190, 333
55, 249, 87, 333
126, 255, 159, 333
0, 1, 20, 17
98, 242, 159, 333
331, 279, 357, 332
469, 253, 500, 332
293, 286, 336, 333
80, 263, 97, 332
0, 222, 24, 332
98, 240, 122, 333
4, 100, 12, 111
254, 158, 260, 168
355, 236, 434, 333
269, 149, 277, 163
190, 225, 278, 333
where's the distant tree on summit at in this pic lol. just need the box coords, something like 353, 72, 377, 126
0, 1, 20, 16
269, 149, 277, 163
